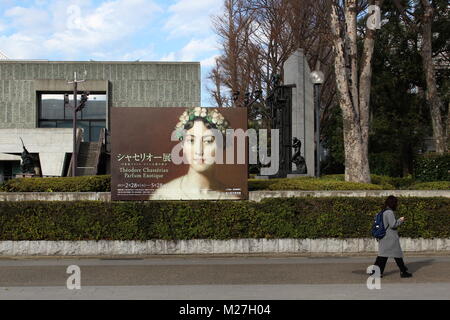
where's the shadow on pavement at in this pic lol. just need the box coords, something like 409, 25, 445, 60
383, 259, 435, 276
351, 259, 435, 277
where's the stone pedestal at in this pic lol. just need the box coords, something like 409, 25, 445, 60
284, 49, 315, 177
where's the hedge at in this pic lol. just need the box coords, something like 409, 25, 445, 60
408, 181, 450, 190
1, 175, 388, 192
321, 174, 416, 189
0, 175, 111, 192
0, 174, 446, 193
0, 198, 449, 240
248, 175, 446, 190
414, 153, 450, 182
249, 175, 392, 191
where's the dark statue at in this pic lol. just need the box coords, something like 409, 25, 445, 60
292, 137, 307, 174
271, 74, 281, 88
257, 73, 303, 178
20, 138, 36, 174
265, 74, 296, 178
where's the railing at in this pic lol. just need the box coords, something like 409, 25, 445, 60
92, 128, 106, 175
66, 128, 106, 176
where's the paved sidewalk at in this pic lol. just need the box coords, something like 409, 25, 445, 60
1, 255, 449, 299
1, 283, 449, 300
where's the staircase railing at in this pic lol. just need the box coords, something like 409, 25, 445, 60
92, 128, 106, 175
67, 128, 106, 176
67, 128, 84, 177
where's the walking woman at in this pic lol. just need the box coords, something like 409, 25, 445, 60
374, 196, 413, 278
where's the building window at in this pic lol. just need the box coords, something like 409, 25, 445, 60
38, 93, 107, 142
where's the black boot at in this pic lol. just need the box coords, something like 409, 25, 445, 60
395, 258, 411, 278
400, 271, 413, 278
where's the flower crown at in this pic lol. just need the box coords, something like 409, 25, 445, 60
175, 107, 230, 140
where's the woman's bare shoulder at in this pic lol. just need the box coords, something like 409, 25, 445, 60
160, 177, 183, 190
150, 177, 183, 200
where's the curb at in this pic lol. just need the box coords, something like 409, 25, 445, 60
249, 190, 450, 201
1, 238, 449, 256
1, 190, 449, 202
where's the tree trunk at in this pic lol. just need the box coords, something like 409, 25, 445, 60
358, 0, 384, 182
330, 1, 371, 183
421, 1, 447, 154
342, 108, 369, 182
447, 101, 450, 150
346, 0, 359, 114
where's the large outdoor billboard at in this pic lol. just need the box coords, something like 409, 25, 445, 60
111, 107, 248, 201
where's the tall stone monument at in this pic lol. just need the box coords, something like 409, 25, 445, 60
284, 49, 315, 177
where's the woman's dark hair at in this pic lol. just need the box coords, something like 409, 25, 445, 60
184, 118, 215, 131
383, 195, 398, 211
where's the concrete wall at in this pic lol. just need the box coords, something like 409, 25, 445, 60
0, 190, 449, 202
0, 128, 73, 176
1, 238, 449, 256
0, 61, 201, 129
249, 190, 450, 201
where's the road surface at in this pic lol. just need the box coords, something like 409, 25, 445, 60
0, 254, 449, 300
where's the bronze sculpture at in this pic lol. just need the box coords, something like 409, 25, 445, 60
292, 137, 307, 174
19, 138, 36, 174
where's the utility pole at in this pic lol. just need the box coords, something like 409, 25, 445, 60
67, 72, 88, 177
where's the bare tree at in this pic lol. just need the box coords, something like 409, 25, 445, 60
212, 0, 383, 181
211, 0, 336, 120
212, 0, 256, 108
207, 59, 229, 108
330, 0, 384, 183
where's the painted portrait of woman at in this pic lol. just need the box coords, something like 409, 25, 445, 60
150, 107, 240, 200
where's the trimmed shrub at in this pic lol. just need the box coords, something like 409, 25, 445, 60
370, 175, 416, 189
0, 175, 111, 192
322, 174, 414, 189
320, 174, 345, 181
414, 153, 450, 182
408, 181, 450, 190
0, 198, 448, 240
249, 176, 385, 191
322, 175, 398, 189
0, 174, 446, 193
248, 179, 276, 191
266, 178, 384, 191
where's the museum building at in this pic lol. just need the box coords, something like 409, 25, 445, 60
0, 60, 201, 182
